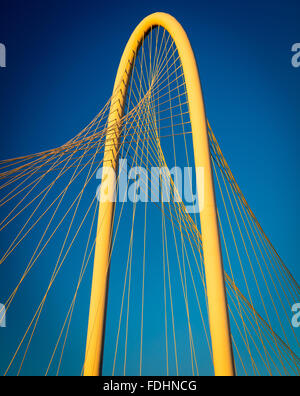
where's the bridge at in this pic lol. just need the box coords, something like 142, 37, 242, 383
0, 13, 299, 376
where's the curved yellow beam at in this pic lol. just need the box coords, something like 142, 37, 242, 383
84, 12, 235, 377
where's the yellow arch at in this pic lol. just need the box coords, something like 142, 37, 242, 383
84, 12, 235, 377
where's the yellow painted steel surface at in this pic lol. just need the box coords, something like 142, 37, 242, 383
84, 12, 235, 377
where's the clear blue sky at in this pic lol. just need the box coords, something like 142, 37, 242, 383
0, 0, 299, 375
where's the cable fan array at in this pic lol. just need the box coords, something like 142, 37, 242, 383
0, 26, 299, 376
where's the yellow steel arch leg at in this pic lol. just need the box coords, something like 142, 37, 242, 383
84, 12, 235, 377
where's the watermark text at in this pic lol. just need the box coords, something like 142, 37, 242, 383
96, 159, 204, 214
0, 43, 6, 68
0, 303, 6, 327
292, 303, 300, 328
291, 43, 300, 68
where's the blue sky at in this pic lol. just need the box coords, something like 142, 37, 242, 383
0, 0, 299, 375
